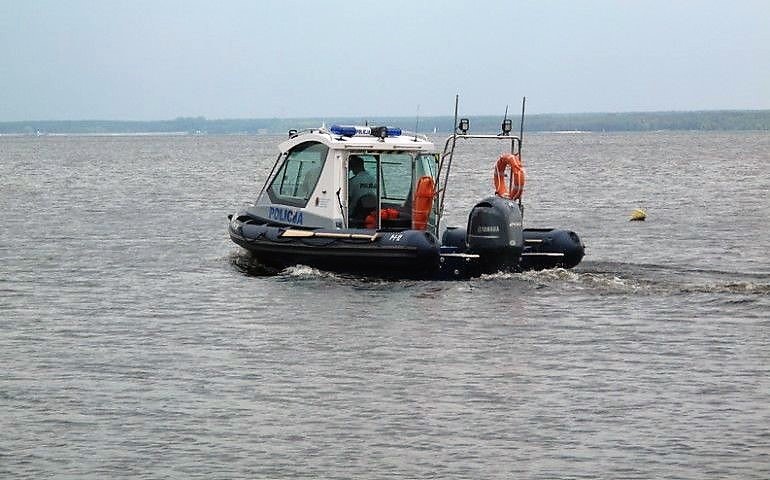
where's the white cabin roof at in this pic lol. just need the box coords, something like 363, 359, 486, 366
277, 127, 437, 154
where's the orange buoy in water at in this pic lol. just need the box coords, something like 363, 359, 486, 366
493, 153, 525, 200
412, 175, 435, 230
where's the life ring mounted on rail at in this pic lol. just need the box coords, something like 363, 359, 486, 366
493, 153, 525, 200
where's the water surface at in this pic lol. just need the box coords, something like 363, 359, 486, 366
1, 132, 768, 478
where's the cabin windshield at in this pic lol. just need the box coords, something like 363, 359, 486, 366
347, 151, 437, 229
266, 141, 328, 208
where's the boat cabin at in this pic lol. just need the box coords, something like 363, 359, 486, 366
248, 126, 438, 232
229, 96, 586, 277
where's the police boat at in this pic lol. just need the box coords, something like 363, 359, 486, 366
228, 96, 584, 279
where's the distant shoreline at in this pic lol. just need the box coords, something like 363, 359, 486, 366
2, 110, 769, 135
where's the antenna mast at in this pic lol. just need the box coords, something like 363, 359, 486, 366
413, 104, 420, 141
519, 96, 526, 154
518, 96, 526, 211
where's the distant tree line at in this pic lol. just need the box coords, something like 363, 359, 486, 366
2, 111, 769, 135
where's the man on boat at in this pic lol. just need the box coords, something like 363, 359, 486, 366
348, 155, 377, 217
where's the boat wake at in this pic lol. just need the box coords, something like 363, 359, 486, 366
503, 260, 770, 296
229, 251, 280, 277
475, 267, 648, 294
229, 251, 375, 283
277, 264, 341, 281
230, 251, 769, 297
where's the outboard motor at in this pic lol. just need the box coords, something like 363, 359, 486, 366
466, 195, 524, 273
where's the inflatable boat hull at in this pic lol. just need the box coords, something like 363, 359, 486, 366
229, 212, 584, 279
520, 228, 585, 270
229, 216, 441, 278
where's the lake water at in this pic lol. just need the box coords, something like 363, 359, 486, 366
1, 131, 769, 478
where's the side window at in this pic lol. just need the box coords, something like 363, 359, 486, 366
380, 152, 413, 205
267, 141, 328, 207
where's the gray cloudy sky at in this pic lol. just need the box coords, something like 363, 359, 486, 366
1, 0, 768, 121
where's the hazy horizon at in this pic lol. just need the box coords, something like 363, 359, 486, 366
5, 107, 770, 125
2, 0, 769, 122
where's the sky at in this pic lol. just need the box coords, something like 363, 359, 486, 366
1, 0, 769, 121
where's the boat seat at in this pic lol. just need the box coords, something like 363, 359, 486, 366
349, 195, 415, 230
351, 193, 378, 221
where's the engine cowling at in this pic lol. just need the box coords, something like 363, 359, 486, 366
466, 196, 524, 272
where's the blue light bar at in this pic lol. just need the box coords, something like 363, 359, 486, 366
329, 125, 360, 136
329, 125, 402, 137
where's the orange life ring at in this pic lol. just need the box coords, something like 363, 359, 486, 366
411, 175, 435, 230
493, 153, 525, 200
